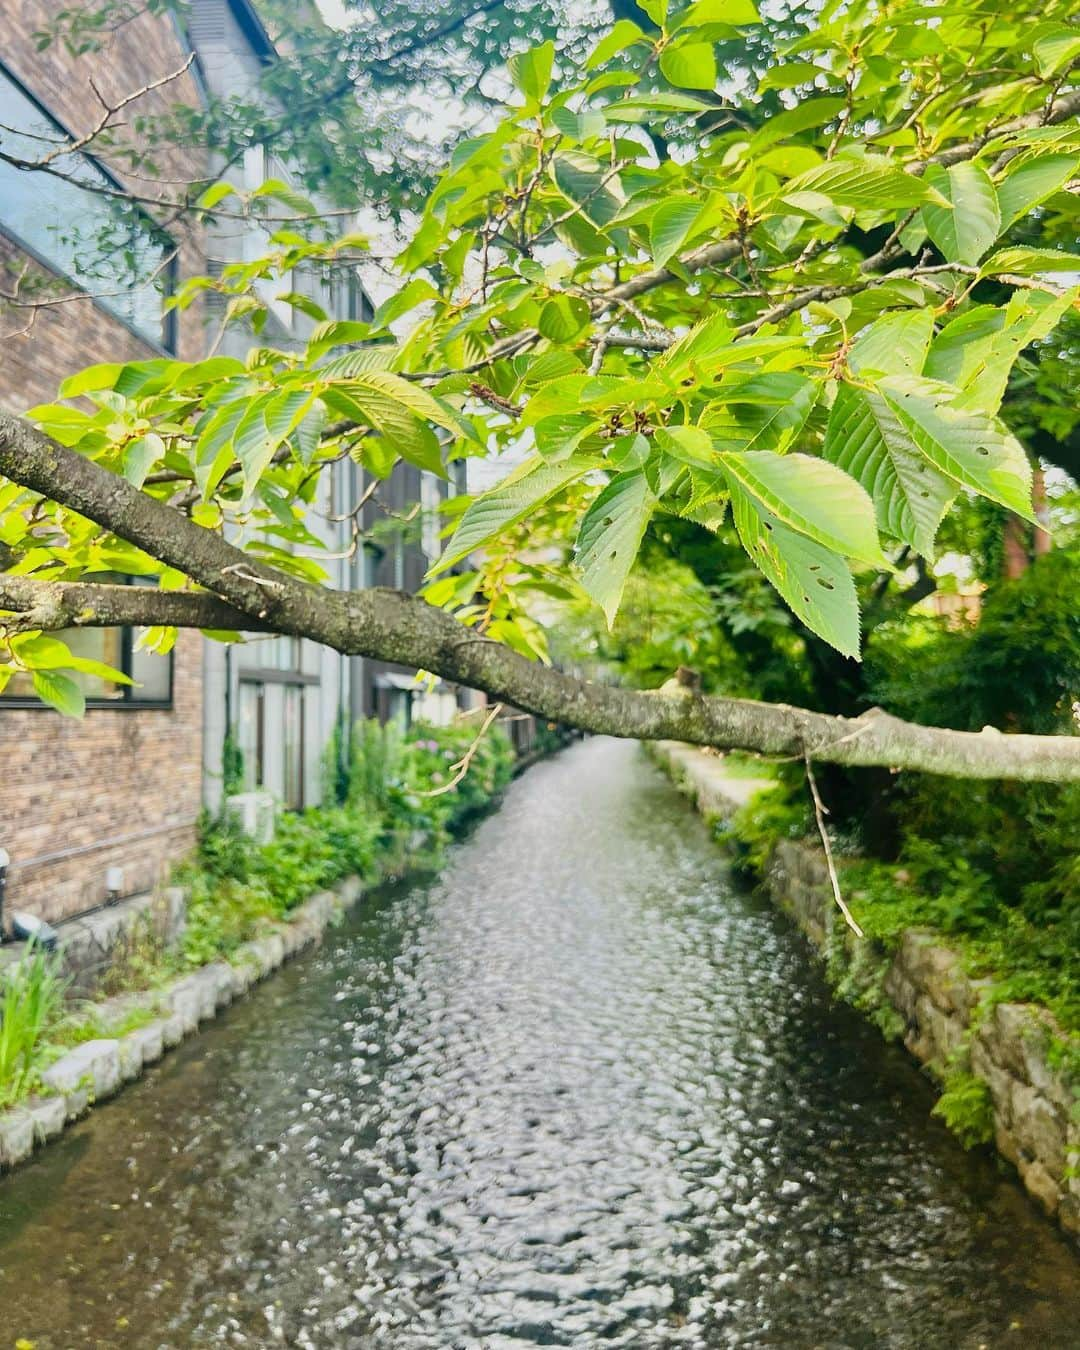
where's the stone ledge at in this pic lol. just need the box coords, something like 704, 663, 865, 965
651, 740, 1080, 1243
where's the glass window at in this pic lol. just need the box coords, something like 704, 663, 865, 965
282, 684, 304, 810
236, 681, 264, 792
0, 616, 173, 707
0, 63, 177, 349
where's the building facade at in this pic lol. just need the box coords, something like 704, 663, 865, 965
0, 1, 209, 925
0, 0, 472, 930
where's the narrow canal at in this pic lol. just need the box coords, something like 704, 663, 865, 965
0, 738, 1076, 1347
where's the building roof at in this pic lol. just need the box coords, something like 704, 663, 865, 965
226, 0, 277, 65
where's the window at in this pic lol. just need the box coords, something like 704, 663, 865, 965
233, 636, 312, 809
0, 624, 173, 706
0, 63, 177, 350
420, 472, 443, 561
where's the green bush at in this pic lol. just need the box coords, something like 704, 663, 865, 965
0, 942, 67, 1107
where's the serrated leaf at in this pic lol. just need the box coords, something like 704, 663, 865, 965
650, 197, 704, 267
123, 432, 165, 488
437, 457, 591, 572
586, 19, 646, 69
31, 669, 85, 717
549, 152, 623, 228
978, 247, 1080, 277
996, 154, 1077, 229
701, 372, 820, 451
849, 310, 934, 377
731, 488, 860, 658
922, 162, 1001, 266
654, 425, 714, 466
925, 289, 1077, 413
823, 381, 956, 556
877, 375, 1034, 520
574, 472, 656, 625
537, 294, 591, 342
659, 40, 717, 91
1032, 24, 1080, 77
782, 157, 943, 211
509, 40, 555, 105
717, 450, 885, 564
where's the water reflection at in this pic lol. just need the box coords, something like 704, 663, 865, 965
0, 738, 1075, 1347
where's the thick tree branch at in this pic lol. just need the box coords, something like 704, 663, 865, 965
1, 416, 1078, 782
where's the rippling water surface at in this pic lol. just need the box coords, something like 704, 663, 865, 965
0, 738, 1077, 1347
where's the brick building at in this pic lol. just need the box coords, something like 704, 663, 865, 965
0, 1, 209, 926
0, 1, 470, 930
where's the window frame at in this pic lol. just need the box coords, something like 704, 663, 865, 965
0, 579, 175, 711
0, 58, 180, 355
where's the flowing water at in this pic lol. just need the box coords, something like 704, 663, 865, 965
0, 738, 1076, 1348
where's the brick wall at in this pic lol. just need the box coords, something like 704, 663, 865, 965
1, 631, 204, 926
0, 6, 210, 925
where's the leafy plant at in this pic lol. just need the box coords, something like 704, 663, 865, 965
0, 941, 66, 1107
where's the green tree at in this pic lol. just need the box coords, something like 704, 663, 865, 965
1, 0, 1079, 781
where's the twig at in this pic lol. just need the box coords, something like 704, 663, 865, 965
804, 754, 864, 938
417, 702, 504, 798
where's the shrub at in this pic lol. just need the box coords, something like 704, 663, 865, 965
0, 942, 66, 1107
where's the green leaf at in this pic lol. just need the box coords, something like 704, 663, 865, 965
31, 670, 85, 717
700, 372, 820, 451
978, 247, 1080, 278
1031, 24, 1080, 77
675, 0, 759, 27
549, 152, 623, 227
551, 107, 607, 140
436, 457, 591, 572
659, 40, 717, 91
586, 19, 646, 70
603, 91, 716, 121
877, 375, 1034, 520
654, 425, 714, 467
537, 294, 591, 342
749, 97, 846, 153
123, 432, 165, 488
996, 154, 1077, 229
233, 395, 283, 493
921, 162, 1001, 266
717, 451, 885, 564
196, 181, 237, 210
649, 197, 704, 266
823, 382, 957, 556
781, 156, 944, 211
925, 289, 1076, 413
849, 310, 934, 377
730, 488, 860, 658
574, 472, 656, 625
509, 40, 555, 105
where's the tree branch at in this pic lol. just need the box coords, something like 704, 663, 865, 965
1, 417, 1078, 782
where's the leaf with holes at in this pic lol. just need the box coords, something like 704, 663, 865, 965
730, 488, 860, 658
922, 163, 1001, 266
849, 310, 934, 377
716, 451, 885, 565
996, 154, 1077, 230
575, 471, 657, 625
876, 375, 1034, 520
823, 381, 956, 556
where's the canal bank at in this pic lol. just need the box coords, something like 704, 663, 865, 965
0, 737, 1077, 1348
649, 740, 1080, 1244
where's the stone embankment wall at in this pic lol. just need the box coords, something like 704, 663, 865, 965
652, 742, 1080, 1242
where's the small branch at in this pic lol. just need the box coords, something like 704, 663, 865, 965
804, 755, 864, 938
417, 702, 504, 797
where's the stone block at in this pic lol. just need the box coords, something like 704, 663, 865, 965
970, 1035, 1014, 1126
990, 1003, 1036, 1080
1010, 1081, 1066, 1177
25, 1096, 66, 1145
201, 962, 236, 1010
128, 1022, 164, 1067
167, 982, 201, 1036
1018, 1156, 1062, 1217
118, 1035, 144, 1083
0, 1109, 35, 1168
41, 1039, 121, 1105
883, 960, 918, 1023
161, 1011, 186, 1048
995, 1121, 1021, 1166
